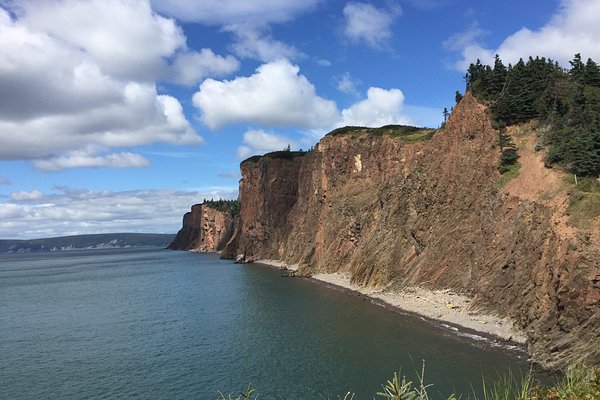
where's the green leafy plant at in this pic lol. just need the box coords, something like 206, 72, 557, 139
217, 384, 257, 400
376, 362, 456, 400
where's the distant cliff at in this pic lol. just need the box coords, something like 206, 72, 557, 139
0, 233, 175, 253
168, 203, 236, 252
217, 93, 599, 370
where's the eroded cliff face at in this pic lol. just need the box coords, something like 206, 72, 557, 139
169, 204, 235, 252
221, 153, 305, 261
223, 93, 600, 369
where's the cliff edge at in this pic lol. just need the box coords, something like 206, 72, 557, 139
222, 92, 599, 370
168, 203, 236, 252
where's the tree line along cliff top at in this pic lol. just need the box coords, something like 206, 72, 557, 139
464, 53, 600, 177
202, 199, 241, 216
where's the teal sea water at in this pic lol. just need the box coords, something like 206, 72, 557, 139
1, 248, 534, 399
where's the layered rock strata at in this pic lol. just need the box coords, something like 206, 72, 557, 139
168, 204, 235, 252
221, 93, 599, 369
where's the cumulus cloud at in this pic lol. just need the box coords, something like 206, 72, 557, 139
193, 59, 339, 129
194, 59, 414, 133
237, 130, 297, 159
33, 149, 150, 172
227, 25, 304, 62
14, 0, 185, 81
340, 87, 412, 127
150, 0, 321, 25
150, 1, 316, 63
446, 0, 600, 71
10, 190, 44, 201
170, 49, 240, 86
343, 2, 401, 48
0, 186, 238, 239
336, 72, 361, 97
0, 1, 214, 168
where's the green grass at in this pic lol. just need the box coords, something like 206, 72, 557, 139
567, 192, 600, 228
217, 366, 600, 400
242, 150, 308, 164
564, 175, 600, 229
328, 125, 437, 143
564, 175, 600, 193
497, 162, 521, 187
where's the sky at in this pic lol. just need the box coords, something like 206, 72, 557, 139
1, 0, 599, 239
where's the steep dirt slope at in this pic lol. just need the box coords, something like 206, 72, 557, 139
223, 93, 599, 369
168, 204, 235, 252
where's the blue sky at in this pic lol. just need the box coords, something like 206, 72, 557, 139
1, 0, 598, 239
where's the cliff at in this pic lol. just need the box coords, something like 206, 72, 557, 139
168, 203, 235, 252
222, 93, 600, 370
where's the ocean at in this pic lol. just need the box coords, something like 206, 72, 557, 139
0, 247, 535, 399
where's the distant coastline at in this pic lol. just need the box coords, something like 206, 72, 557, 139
0, 233, 175, 254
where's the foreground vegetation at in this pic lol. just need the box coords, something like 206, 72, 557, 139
217, 366, 600, 400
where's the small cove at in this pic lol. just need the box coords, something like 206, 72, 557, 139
0, 248, 543, 399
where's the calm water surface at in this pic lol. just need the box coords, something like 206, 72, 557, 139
0, 248, 534, 399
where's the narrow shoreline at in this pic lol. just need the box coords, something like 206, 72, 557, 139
253, 259, 527, 351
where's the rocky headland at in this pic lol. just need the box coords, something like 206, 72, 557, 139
170, 92, 599, 370
168, 203, 236, 252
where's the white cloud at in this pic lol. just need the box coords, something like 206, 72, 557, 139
10, 190, 44, 201
343, 2, 401, 48
170, 49, 239, 86
447, 0, 600, 71
0, 2, 208, 168
150, 1, 315, 63
340, 87, 412, 127
193, 59, 339, 129
237, 130, 297, 159
150, 0, 321, 25
336, 72, 361, 97
194, 59, 414, 132
15, 0, 186, 81
0, 186, 238, 239
227, 25, 304, 62
33, 149, 150, 172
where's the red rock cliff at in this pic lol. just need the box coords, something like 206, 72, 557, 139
223, 93, 599, 369
169, 204, 235, 252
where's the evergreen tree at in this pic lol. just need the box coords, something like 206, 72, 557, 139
495, 120, 519, 172
455, 90, 463, 104
490, 54, 507, 97
442, 107, 450, 123
569, 53, 585, 84
464, 53, 600, 177
584, 58, 600, 87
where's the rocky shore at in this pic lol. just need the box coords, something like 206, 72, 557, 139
256, 259, 526, 346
